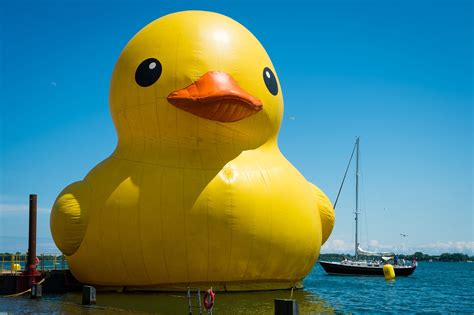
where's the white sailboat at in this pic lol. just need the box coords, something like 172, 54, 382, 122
319, 137, 416, 276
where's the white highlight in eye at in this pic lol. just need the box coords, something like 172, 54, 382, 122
213, 30, 230, 44
149, 62, 157, 70
265, 70, 271, 78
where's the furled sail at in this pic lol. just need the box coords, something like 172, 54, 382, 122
357, 245, 395, 257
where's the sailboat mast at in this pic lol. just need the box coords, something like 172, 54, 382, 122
355, 137, 360, 260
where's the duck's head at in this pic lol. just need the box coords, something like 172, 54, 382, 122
110, 11, 283, 153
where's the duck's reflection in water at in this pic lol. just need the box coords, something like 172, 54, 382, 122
56, 288, 336, 314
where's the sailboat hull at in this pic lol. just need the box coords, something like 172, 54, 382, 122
319, 261, 416, 276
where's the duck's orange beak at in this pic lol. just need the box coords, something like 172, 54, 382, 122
167, 71, 263, 122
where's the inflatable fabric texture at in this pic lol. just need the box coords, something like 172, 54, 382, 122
50, 10, 335, 291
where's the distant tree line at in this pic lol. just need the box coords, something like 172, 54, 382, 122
1, 252, 472, 262
0, 253, 64, 260
319, 252, 474, 262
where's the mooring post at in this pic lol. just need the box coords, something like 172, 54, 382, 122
27, 194, 37, 271
23, 194, 40, 291
275, 299, 299, 315
82, 285, 96, 305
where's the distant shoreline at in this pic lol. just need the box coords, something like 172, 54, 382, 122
319, 252, 474, 262
1, 252, 473, 263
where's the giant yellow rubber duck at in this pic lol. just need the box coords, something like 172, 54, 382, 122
50, 11, 335, 291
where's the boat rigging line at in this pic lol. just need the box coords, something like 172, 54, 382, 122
333, 137, 358, 210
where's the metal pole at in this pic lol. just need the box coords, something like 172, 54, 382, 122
355, 138, 360, 260
187, 287, 192, 315
197, 288, 202, 314
27, 194, 37, 271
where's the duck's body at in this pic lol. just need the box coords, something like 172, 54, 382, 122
51, 11, 334, 290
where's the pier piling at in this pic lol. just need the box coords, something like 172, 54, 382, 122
27, 194, 37, 272
21, 194, 41, 291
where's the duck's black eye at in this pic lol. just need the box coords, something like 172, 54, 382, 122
135, 58, 162, 87
263, 67, 278, 96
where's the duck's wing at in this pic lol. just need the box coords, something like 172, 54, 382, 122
308, 183, 335, 245
50, 181, 91, 256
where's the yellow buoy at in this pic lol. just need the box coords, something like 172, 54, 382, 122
11, 263, 21, 272
383, 264, 396, 280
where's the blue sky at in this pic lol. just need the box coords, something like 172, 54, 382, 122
1, 0, 472, 254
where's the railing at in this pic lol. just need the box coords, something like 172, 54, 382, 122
0, 253, 68, 273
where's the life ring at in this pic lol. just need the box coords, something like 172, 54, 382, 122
203, 288, 215, 310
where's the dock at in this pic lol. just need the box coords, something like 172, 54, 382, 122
1, 194, 81, 296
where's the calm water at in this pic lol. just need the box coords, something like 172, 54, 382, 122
1, 262, 473, 314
